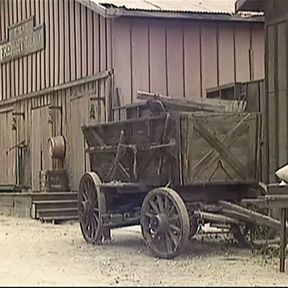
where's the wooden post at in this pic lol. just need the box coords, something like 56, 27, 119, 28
280, 208, 287, 272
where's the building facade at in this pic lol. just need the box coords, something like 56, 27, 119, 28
0, 0, 265, 191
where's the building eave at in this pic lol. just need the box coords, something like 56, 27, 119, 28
114, 9, 264, 22
76, 0, 264, 23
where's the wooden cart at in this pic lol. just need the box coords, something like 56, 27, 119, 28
77, 105, 264, 258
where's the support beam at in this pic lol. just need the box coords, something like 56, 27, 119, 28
218, 200, 283, 231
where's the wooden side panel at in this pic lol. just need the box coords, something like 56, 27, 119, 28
252, 24, 265, 81
183, 22, 201, 100
218, 23, 235, 86
149, 20, 167, 96
166, 22, 184, 98
201, 23, 218, 97
81, 5, 87, 77
112, 18, 132, 105
100, 15, 107, 72
131, 20, 149, 102
87, 8, 93, 76
93, 13, 100, 74
184, 113, 260, 185
277, 22, 287, 167
0, 110, 16, 184
235, 23, 251, 83
68, 78, 108, 190
31, 105, 52, 191
267, 25, 277, 182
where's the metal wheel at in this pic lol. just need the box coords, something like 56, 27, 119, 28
78, 172, 110, 244
140, 187, 190, 259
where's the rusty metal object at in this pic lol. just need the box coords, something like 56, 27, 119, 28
140, 187, 189, 259
48, 135, 66, 160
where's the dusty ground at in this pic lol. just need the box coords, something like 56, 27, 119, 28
1, 215, 288, 286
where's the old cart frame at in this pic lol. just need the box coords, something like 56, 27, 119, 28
77, 107, 263, 258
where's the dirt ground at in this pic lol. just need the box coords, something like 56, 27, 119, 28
1, 215, 288, 286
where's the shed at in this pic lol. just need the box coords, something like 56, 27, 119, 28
237, 0, 288, 182
0, 0, 265, 192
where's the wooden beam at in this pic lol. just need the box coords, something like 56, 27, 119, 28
137, 91, 225, 112
218, 200, 283, 231
0, 70, 111, 107
194, 210, 241, 225
280, 208, 287, 272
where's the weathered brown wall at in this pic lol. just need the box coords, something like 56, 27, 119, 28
112, 18, 264, 105
0, 0, 112, 190
0, 0, 111, 101
265, 1, 288, 182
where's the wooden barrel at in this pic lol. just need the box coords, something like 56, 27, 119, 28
48, 136, 66, 160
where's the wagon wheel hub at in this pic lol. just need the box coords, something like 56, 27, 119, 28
151, 214, 170, 236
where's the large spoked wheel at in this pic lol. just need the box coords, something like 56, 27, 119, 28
140, 187, 190, 259
78, 172, 110, 244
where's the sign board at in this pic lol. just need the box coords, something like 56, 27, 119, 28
0, 16, 44, 64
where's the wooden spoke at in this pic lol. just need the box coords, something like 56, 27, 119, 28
164, 196, 170, 213
167, 205, 176, 218
168, 229, 179, 247
141, 187, 189, 259
157, 195, 165, 213
165, 232, 173, 254
170, 223, 181, 234
145, 211, 154, 218
149, 199, 160, 214
169, 213, 180, 223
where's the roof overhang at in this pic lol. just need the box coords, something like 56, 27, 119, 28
235, 0, 263, 12
76, 0, 264, 23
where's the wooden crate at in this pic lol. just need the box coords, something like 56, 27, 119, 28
45, 170, 68, 192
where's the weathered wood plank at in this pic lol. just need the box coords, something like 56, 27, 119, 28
191, 115, 251, 180
193, 121, 248, 180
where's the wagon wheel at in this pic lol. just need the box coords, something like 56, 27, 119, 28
140, 187, 190, 259
231, 203, 277, 247
78, 172, 111, 244
231, 222, 275, 247
231, 223, 254, 247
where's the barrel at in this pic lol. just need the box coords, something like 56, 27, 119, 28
48, 135, 66, 160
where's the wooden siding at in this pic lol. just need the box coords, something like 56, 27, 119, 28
0, 108, 16, 184
265, 18, 288, 182
112, 18, 264, 105
0, 0, 112, 101
0, 73, 111, 191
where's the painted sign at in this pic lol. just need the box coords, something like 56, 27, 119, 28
0, 16, 44, 64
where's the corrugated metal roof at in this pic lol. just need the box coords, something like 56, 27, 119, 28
91, 0, 237, 15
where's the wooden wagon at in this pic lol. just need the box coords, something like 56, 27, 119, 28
77, 102, 264, 258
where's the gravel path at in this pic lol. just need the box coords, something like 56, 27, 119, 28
1, 215, 288, 286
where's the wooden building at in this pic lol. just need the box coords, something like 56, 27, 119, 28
237, 0, 288, 182
0, 0, 265, 193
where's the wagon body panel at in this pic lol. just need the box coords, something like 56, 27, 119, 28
181, 112, 261, 185
82, 111, 261, 187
